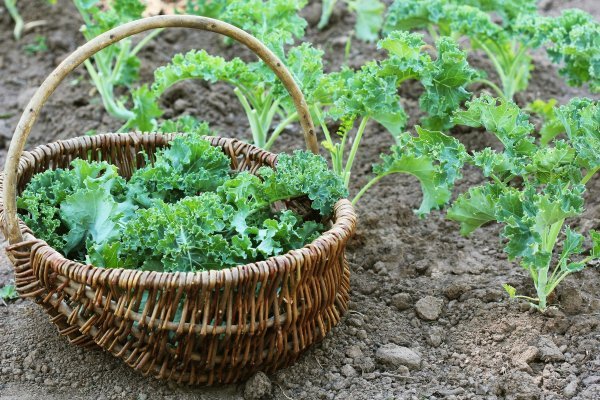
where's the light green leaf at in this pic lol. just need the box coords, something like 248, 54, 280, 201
349, 0, 385, 42
373, 126, 467, 216
447, 184, 501, 235
502, 284, 516, 298
125, 85, 163, 132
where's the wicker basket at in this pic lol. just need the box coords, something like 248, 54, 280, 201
0, 16, 357, 384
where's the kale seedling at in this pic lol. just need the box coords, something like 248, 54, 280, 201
449, 96, 600, 310
73, 0, 161, 123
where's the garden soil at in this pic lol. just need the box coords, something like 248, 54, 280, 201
1, 1, 599, 399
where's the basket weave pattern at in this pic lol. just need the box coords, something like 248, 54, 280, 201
0, 132, 356, 384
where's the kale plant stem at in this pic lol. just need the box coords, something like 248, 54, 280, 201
5, 0, 23, 40
475, 39, 510, 98
84, 60, 134, 121
581, 166, 600, 185
110, 40, 131, 83
536, 266, 549, 310
131, 29, 163, 55
352, 173, 385, 205
265, 112, 298, 150
234, 88, 263, 147
504, 45, 529, 100
344, 117, 369, 187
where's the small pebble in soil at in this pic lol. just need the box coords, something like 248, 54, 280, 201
426, 327, 444, 347
415, 296, 444, 321
443, 282, 472, 300
345, 345, 363, 360
244, 372, 272, 400
396, 365, 410, 377
391, 293, 412, 311
356, 329, 368, 340
340, 364, 358, 378
538, 336, 565, 362
355, 279, 378, 295
375, 343, 421, 370
413, 259, 430, 275
373, 261, 388, 275
564, 379, 578, 397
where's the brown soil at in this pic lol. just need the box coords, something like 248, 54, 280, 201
1, 1, 599, 399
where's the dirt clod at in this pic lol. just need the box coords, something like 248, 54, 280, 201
414, 296, 444, 321
564, 379, 578, 397
443, 282, 472, 300
501, 371, 542, 400
512, 346, 539, 373
375, 344, 421, 370
425, 326, 444, 348
390, 292, 412, 311
340, 364, 358, 378
538, 336, 565, 362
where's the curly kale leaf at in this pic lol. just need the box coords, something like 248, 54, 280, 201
379, 31, 478, 130
128, 133, 231, 206
454, 95, 586, 185
18, 160, 130, 258
259, 150, 348, 216
118, 193, 322, 272
152, 50, 258, 96
518, 10, 600, 92
447, 184, 502, 235
271, 43, 326, 110
223, 0, 307, 55
328, 61, 407, 135
555, 98, 600, 170
372, 127, 467, 216
61, 188, 134, 256
497, 182, 585, 263
157, 117, 213, 135
453, 95, 536, 158
124, 85, 163, 132
186, 0, 307, 55
384, 0, 534, 99
119, 193, 238, 271
419, 37, 479, 129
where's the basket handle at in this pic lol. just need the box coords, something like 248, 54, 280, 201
3, 15, 320, 245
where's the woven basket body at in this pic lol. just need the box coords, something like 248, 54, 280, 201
0, 132, 356, 384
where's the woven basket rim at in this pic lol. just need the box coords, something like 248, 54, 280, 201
4, 132, 357, 291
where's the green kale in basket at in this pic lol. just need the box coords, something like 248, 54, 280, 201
17, 160, 134, 260
17, 133, 347, 272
